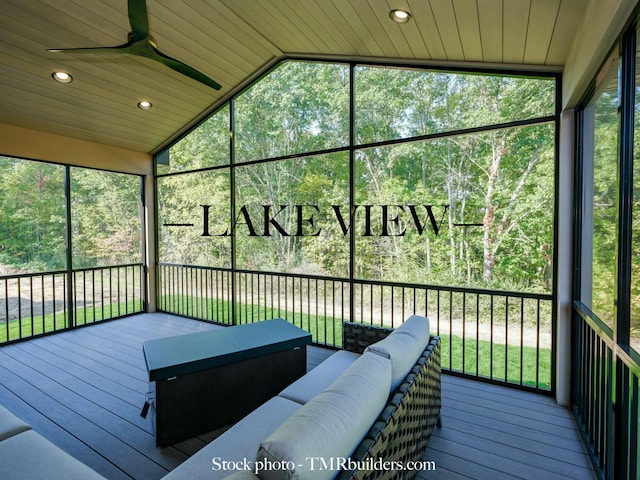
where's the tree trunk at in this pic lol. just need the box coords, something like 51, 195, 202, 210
483, 135, 504, 283
446, 140, 456, 279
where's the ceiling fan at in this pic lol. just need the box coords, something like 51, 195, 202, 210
48, 0, 221, 90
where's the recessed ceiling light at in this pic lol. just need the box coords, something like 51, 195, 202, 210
389, 9, 411, 23
137, 100, 153, 110
52, 71, 73, 83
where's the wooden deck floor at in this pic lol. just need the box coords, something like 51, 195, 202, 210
0, 313, 596, 480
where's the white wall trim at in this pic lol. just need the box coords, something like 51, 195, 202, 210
556, 109, 575, 406
563, 0, 637, 109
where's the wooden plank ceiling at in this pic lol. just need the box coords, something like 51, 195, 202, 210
0, 0, 585, 154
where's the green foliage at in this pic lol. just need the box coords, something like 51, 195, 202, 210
157, 171, 231, 267
0, 157, 143, 272
354, 123, 555, 291
71, 169, 142, 267
236, 61, 350, 161
158, 61, 557, 294
590, 87, 619, 328
0, 158, 66, 271
354, 66, 555, 145
160, 104, 231, 174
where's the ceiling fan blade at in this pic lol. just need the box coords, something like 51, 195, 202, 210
48, 42, 135, 54
128, 0, 150, 41
47, 0, 221, 91
150, 46, 222, 90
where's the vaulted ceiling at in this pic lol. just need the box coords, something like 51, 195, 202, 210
1, 0, 585, 154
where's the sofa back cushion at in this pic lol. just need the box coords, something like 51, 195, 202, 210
255, 351, 392, 480
393, 315, 430, 344
365, 315, 430, 391
278, 350, 360, 405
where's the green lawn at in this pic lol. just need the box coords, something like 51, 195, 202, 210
440, 334, 552, 389
160, 294, 552, 390
0, 300, 143, 343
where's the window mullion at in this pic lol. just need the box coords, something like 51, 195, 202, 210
613, 24, 636, 480
616, 27, 635, 349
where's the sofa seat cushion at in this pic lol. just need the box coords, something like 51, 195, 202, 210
0, 405, 31, 441
256, 351, 392, 480
366, 315, 430, 390
162, 396, 302, 480
0, 430, 106, 480
279, 350, 360, 404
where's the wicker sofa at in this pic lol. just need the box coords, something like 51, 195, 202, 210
0, 317, 440, 480
337, 322, 441, 480
164, 316, 441, 480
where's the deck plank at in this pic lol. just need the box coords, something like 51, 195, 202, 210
0, 383, 131, 480
0, 313, 596, 480
422, 373, 597, 480
444, 389, 573, 426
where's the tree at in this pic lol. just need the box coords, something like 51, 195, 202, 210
71, 168, 142, 267
0, 157, 66, 271
159, 60, 556, 293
